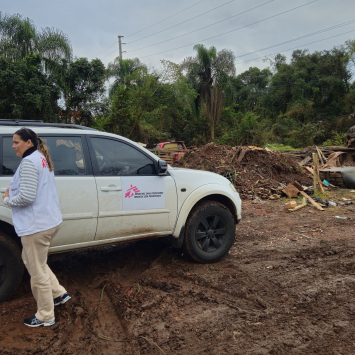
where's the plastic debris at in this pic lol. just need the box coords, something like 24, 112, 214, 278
334, 216, 347, 219
293, 232, 316, 240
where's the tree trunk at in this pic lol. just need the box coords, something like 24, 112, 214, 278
201, 86, 223, 141
210, 122, 215, 141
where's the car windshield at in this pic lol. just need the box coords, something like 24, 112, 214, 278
163, 143, 185, 151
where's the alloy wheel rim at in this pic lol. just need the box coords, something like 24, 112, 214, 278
195, 214, 227, 252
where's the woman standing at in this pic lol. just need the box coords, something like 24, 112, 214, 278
2, 128, 70, 327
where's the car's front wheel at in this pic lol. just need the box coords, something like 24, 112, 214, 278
0, 233, 24, 303
183, 201, 236, 263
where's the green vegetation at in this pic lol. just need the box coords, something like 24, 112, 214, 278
1, 12, 355, 147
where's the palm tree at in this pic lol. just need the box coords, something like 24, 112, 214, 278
107, 57, 147, 96
0, 12, 72, 73
181, 44, 236, 140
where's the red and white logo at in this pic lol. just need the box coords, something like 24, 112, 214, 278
125, 185, 140, 198
41, 157, 48, 168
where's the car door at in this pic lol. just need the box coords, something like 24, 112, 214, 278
87, 136, 177, 241
0, 134, 98, 247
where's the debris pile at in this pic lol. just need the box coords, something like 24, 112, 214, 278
283, 146, 355, 168
173, 143, 312, 199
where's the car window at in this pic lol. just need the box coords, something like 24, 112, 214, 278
90, 137, 156, 176
162, 143, 185, 151
1, 136, 86, 176
43, 136, 86, 176
2, 137, 21, 175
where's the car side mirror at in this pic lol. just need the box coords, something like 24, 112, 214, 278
158, 159, 168, 176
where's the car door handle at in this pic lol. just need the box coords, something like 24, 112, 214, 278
101, 186, 121, 192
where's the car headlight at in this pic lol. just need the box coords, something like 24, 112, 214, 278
229, 183, 237, 192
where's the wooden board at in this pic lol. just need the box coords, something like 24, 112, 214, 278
299, 191, 324, 211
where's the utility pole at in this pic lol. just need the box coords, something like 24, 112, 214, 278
117, 35, 125, 59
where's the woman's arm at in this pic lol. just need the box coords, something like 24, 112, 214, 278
4, 160, 38, 207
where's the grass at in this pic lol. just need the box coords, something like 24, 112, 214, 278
313, 190, 333, 201
313, 188, 355, 202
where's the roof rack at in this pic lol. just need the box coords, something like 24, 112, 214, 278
0, 119, 98, 131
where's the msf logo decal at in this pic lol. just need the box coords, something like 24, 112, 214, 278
125, 185, 140, 198
41, 157, 48, 168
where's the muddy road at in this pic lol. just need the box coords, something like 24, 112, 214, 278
1, 198, 355, 354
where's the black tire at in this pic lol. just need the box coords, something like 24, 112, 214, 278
183, 201, 235, 263
0, 232, 24, 303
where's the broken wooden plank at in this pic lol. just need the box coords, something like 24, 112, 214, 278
305, 166, 314, 175
316, 146, 325, 166
319, 147, 327, 163
230, 146, 242, 164
291, 181, 303, 191
312, 153, 324, 193
298, 156, 311, 167
288, 203, 307, 212
299, 191, 324, 211
237, 149, 248, 162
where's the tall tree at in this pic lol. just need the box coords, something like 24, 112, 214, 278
0, 12, 72, 75
0, 54, 60, 121
62, 58, 106, 125
107, 57, 147, 96
181, 44, 236, 140
234, 67, 272, 113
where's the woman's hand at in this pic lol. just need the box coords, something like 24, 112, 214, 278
2, 188, 9, 199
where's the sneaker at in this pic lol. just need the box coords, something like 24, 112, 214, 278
54, 293, 71, 306
24, 315, 55, 327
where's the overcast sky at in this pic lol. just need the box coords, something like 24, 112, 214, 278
3, 0, 355, 74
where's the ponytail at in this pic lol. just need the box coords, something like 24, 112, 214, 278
15, 127, 54, 172
37, 138, 54, 172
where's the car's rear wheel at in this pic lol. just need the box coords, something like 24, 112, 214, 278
0, 233, 24, 303
183, 201, 236, 263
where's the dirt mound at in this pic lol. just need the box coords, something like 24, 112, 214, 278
174, 143, 312, 199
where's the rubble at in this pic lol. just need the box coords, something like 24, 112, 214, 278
173, 143, 312, 199
283, 146, 355, 168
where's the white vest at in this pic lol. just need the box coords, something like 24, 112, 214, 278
9, 150, 62, 237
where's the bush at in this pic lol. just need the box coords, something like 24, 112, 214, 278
322, 132, 346, 146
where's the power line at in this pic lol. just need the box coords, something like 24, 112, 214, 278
127, 0, 236, 45
234, 19, 355, 59
101, 46, 122, 60
235, 28, 355, 65
125, 0, 206, 38
137, 0, 320, 59
95, 43, 117, 58
94, 0, 206, 57
127, 0, 275, 54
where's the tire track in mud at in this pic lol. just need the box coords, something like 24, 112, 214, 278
83, 239, 170, 355
0, 239, 167, 355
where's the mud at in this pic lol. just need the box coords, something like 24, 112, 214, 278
1, 199, 355, 354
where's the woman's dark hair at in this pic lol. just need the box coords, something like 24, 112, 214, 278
15, 128, 54, 172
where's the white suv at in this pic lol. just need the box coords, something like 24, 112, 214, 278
0, 121, 242, 302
